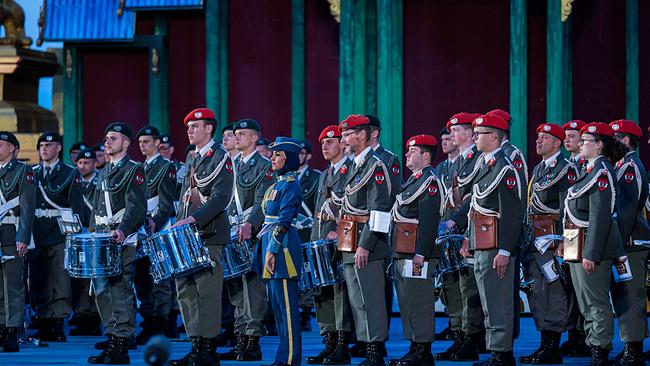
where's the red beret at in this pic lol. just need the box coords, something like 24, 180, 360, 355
561, 120, 587, 131
406, 134, 437, 149
339, 114, 369, 132
318, 125, 341, 142
184, 108, 216, 126
472, 114, 509, 131
487, 109, 511, 122
610, 119, 642, 138
580, 122, 614, 137
536, 123, 566, 141
446, 112, 479, 130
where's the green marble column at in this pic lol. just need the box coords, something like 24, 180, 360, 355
546, 0, 572, 123
62, 45, 83, 163
206, 0, 229, 130
149, 17, 169, 132
510, 0, 527, 154
291, 0, 306, 139
626, 0, 639, 122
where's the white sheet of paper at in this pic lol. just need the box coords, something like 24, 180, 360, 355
534, 234, 563, 255
540, 258, 560, 283
612, 258, 633, 283
369, 210, 391, 233
402, 260, 428, 280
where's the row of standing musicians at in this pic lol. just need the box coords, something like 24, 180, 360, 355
0, 108, 648, 366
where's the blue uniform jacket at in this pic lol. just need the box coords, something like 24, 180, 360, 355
261, 171, 304, 280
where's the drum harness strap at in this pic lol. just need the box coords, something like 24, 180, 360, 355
457, 152, 484, 200
615, 158, 642, 202
342, 159, 390, 217
563, 164, 616, 228
96, 163, 138, 226
469, 164, 517, 219
182, 151, 228, 219
530, 164, 570, 215
0, 186, 19, 225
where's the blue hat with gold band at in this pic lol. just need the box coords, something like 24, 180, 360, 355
269, 137, 302, 155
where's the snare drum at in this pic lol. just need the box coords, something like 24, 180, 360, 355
222, 240, 255, 279
145, 224, 212, 284
434, 234, 468, 275
299, 239, 344, 291
65, 233, 122, 278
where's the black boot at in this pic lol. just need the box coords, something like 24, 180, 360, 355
472, 351, 516, 366
306, 331, 338, 364
70, 314, 103, 336
360, 341, 385, 366
165, 310, 180, 339
590, 346, 609, 366
449, 332, 480, 361
237, 335, 263, 361
395, 342, 434, 366
169, 336, 202, 366
520, 330, 563, 364
388, 342, 416, 366
323, 331, 352, 365
613, 341, 645, 366
88, 336, 131, 364
435, 325, 453, 341
301, 306, 313, 332
136, 314, 154, 345
349, 341, 368, 358
47, 318, 67, 342
34, 317, 52, 340
435, 331, 464, 360
219, 333, 246, 360
0, 324, 7, 346
217, 322, 235, 347
560, 328, 590, 357
95, 335, 114, 350
2, 327, 19, 353
198, 336, 220, 366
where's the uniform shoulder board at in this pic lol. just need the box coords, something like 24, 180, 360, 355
285, 175, 296, 182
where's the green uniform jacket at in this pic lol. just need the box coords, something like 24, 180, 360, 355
436, 156, 459, 221
228, 151, 275, 233
33, 162, 86, 247
340, 149, 391, 264
177, 144, 234, 245
375, 144, 402, 204
90, 156, 147, 237
450, 145, 483, 230
0, 159, 35, 244
298, 166, 321, 218
310, 158, 353, 241
564, 156, 625, 262
613, 151, 650, 250
391, 166, 442, 259
78, 172, 98, 227
502, 140, 529, 204
145, 155, 176, 231
468, 149, 523, 254
529, 152, 576, 235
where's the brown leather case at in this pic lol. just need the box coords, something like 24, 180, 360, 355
531, 214, 560, 249
472, 212, 498, 250
563, 222, 585, 262
395, 222, 418, 254
337, 218, 358, 252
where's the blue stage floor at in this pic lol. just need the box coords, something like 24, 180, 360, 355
0, 316, 647, 365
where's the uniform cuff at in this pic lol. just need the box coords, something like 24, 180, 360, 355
498, 249, 511, 257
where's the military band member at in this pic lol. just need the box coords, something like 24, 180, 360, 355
559, 119, 590, 357
221, 123, 239, 157
519, 123, 575, 364
32, 132, 85, 342
92, 143, 107, 171
563, 122, 626, 366
434, 127, 464, 342
468, 114, 523, 366
388, 134, 442, 366
222, 118, 274, 361
88, 122, 147, 365
0, 132, 35, 353
257, 137, 273, 159
260, 137, 305, 366
133, 125, 176, 345
306, 125, 355, 365
69, 148, 102, 336
70, 141, 88, 164
168, 108, 234, 366
437, 112, 486, 361
609, 120, 649, 366
338, 114, 391, 366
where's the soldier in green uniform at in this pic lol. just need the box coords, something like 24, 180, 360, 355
305, 125, 355, 365
519, 123, 575, 364
0, 132, 35, 353
388, 134, 442, 366
437, 112, 487, 361
158, 133, 184, 339
338, 114, 391, 366
562, 122, 626, 366
32, 132, 86, 342
133, 125, 176, 345
168, 108, 234, 366
88, 122, 147, 365
609, 119, 649, 366
92, 143, 107, 172
559, 119, 590, 357
296, 139, 321, 331
434, 127, 463, 342
69, 141, 88, 163
221, 119, 275, 361
468, 114, 523, 366
69, 148, 102, 336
